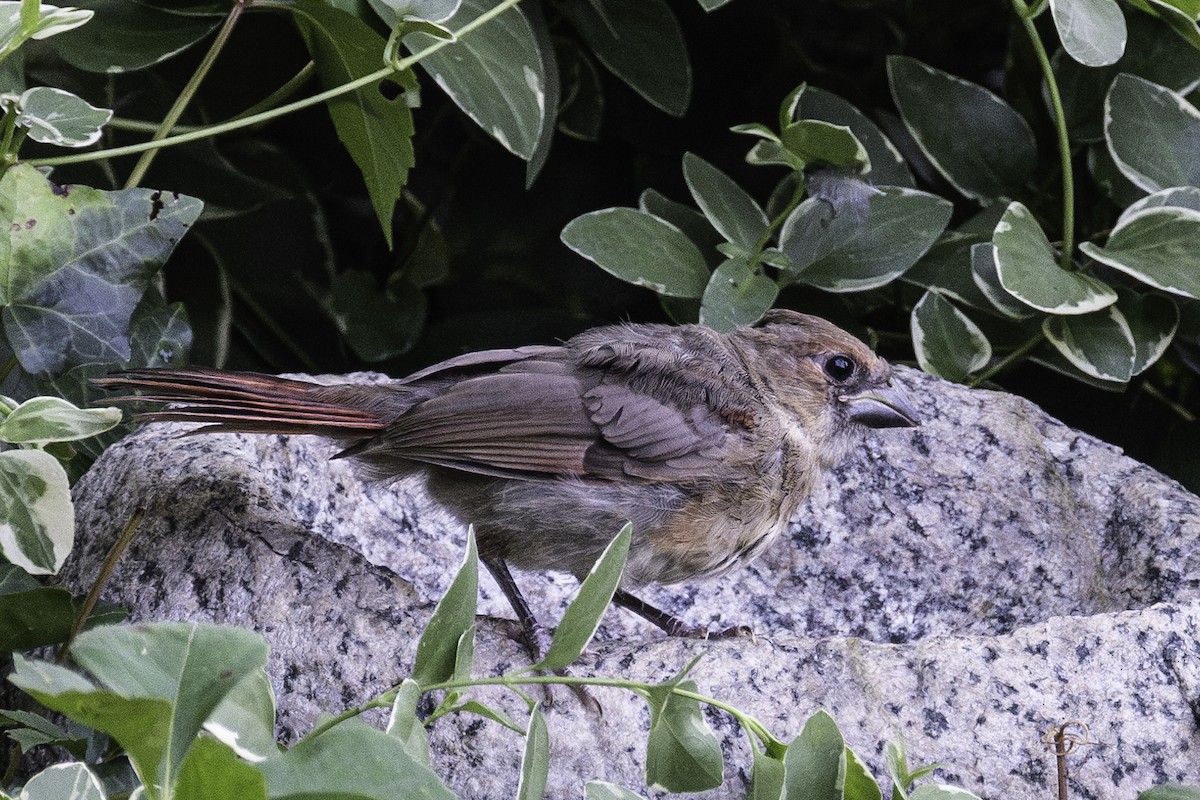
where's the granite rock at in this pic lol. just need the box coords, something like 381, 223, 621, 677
66, 366, 1200, 797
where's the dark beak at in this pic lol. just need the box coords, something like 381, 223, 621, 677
842, 385, 920, 428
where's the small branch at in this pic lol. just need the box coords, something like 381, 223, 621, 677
968, 331, 1045, 388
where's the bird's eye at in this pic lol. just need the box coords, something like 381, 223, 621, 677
823, 354, 857, 382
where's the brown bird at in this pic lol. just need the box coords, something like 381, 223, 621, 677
94, 309, 917, 651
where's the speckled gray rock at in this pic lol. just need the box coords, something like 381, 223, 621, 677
67, 366, 1200, 798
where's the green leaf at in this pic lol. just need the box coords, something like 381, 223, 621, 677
386, 679, 431, 765
644, 679, 723, 792
779, 186, 951, 292
561, 208, 710, 298
291, 0, 414, 249
750, 748, 786, 800
0, 396, 120, 444
783, 710, 844, 800
1118, 185, 1200, 226
406, 0, 546, 159
887, 55, 1036, 202
411, 529, 478, 686
50, 0, 219, 72
909, 786, 984, 800
1079, 206, 1200, 299
780, 119, 870, 172
452, 699, 523, 733
0, 449, 72, 575
792, 85, 913, 187
902, 234, 997, 312
842, 746, 883, 800
203, 668, 278, 763
1042, 305, 1136, 382
325, 270, 426, 361
0, 164, 203, 376
262, 722, 455, 800
174, 736, 268, 800
1051, 0, 1127, 66
584, 782, 649, 800
515, 704, 549, 800
992, 201, 1117, 314
1118, 291, 1178, 375
127, 295, 192, 368
17, 762, 106, 800
1105, 73, 1200, 192
561, 0, 691, 117
699, 258, 778, 332
969, 242, 1035, 319
536, 523, 630, 672
682, 153, 768, 251
1139, 786, 1200, 800
16, 87, 112, 147
911, 290, 992, 383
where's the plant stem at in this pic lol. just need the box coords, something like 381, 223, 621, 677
969, 330, 1045, 387
123, 0, 247, 189
25, 0, 526, 169
1012, 0, 1075, 272
304, 672, 784, 751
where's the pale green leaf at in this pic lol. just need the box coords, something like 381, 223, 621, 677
561, 208, 710, 298
386, 679, 431, 765
203, 669, 278, 764
1105, 73, 1200, 192
992, 201, 1116, 314
0, 449, 71, 575
1051, 0, 1127, 66
1117, 185, 1200, 227
1118, 291, 1178, 375
584, 782, 648, 800
412, 529, 478, 686
18, 762, 106, 800
969, 242, 1036, 319
750, 749, 785, 800
1139, 786, 1200, 800
911, 290, 992, 383
793, 85, 913, 187
783, 710, 845, 800
536, 523, 630, 672
1079, 206, 1200, 299
1042, 305, 1136, 382
909, 785, 984, 800
50, 0, 219, 73
17, 87, 111, 147
780, 119, 870, 172
0, 396, 120, 444
682, 152, 768, 251
779, 186, 951, 291
843, 745, 883, 800
699, 258, 778, 332
515, 704, 549, 800
173, 737, 267, 800
407, 0, 546, 159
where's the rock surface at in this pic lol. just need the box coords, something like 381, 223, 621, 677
67, 366, 1200, 798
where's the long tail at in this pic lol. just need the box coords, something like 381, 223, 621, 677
93, 368, 390, 439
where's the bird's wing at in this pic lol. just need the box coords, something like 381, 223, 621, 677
342, 351, 748, 483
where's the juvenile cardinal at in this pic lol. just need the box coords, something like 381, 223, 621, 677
96, 309, 918, 650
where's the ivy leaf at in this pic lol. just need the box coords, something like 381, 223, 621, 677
888, 55, 1036, 202
682, 152, 768, 252
0, 164, 202, 376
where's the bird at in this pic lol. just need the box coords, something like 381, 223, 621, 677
94, 309, 918, 655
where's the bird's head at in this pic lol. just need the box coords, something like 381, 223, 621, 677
731, 309, 918, 462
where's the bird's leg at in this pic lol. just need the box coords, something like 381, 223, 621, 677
482, 556, 600, 712
482, 555, 553, 662
613, 589, 753, 640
